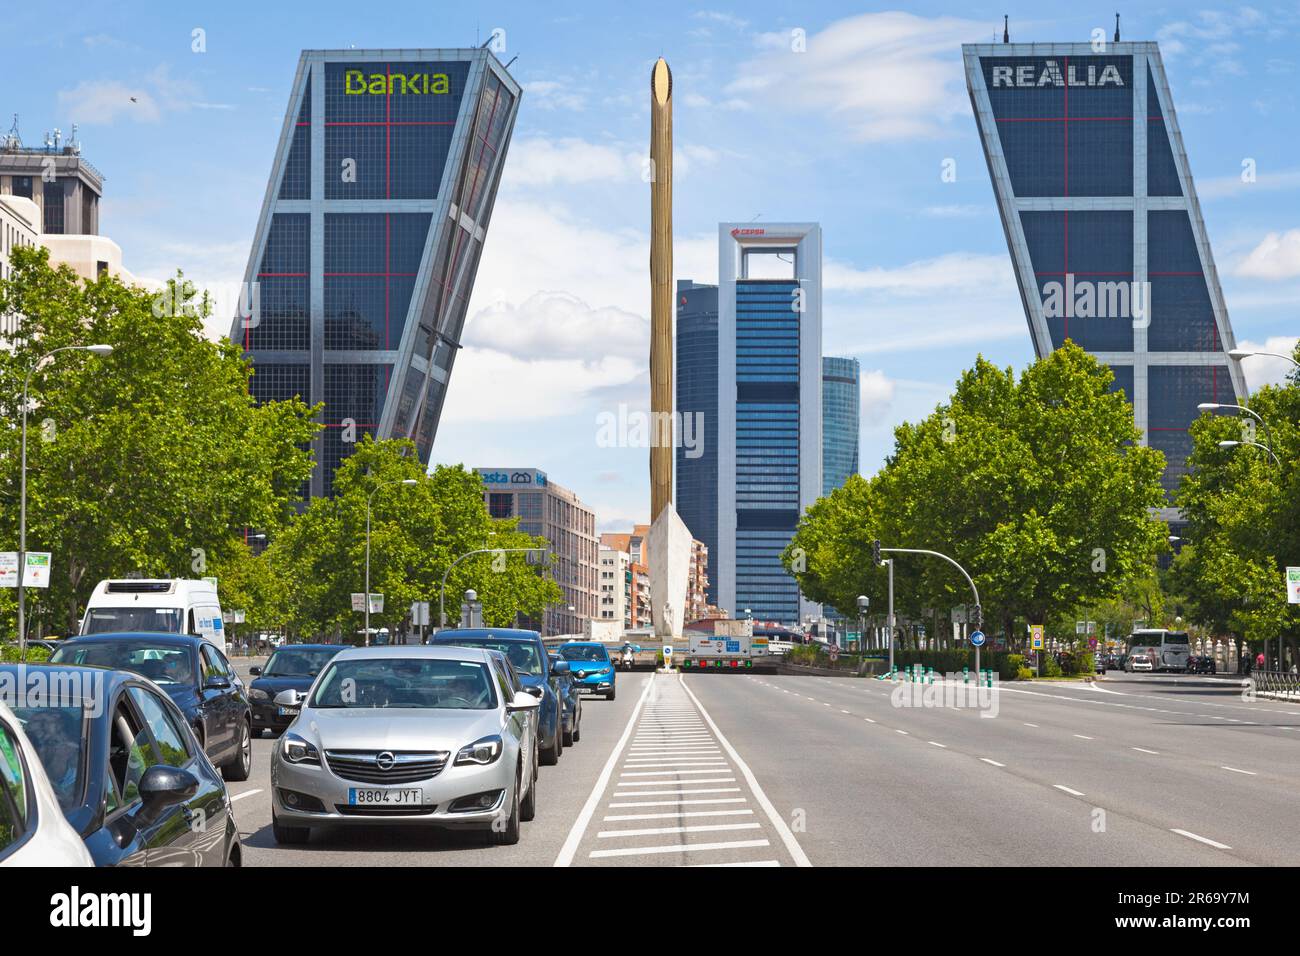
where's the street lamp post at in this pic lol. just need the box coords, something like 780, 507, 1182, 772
364, 478, 418, 646
1217, 439, 1280, 466
879, 547, 981, 677
856, 594, 868, 655
1227, 348, 1300, 369
17, 344, 113, 654
439, 546, 547, 628
1200, 402, 1277, 462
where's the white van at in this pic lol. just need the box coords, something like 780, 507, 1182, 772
79, 579, 226, 649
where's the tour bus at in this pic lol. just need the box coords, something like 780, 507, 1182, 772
1125, 629, 1190, 673
79, 579, 226, 650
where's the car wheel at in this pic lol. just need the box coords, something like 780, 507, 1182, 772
520, 761, 537, 822
223, 719, 252, 782
272, 812, 310, 845
562, 719, 575, 747
572, 713, 581, 744
539, 732, 559, 766
489, 772, 522, 845
606, 689, 616, 701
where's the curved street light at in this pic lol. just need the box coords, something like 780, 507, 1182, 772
18, 344, 114, 653
1227, 348, 1300, 369
1199, 402, 1276, 462
1218, 439, 1280, 466
364, 478, 418, 645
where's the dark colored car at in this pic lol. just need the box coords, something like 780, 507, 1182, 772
0, 663, 241, 866
559, 641, 616, 700
432, 628, 575, 764
548, 653, 583, 745
247, 643, 346, 737
51, 633, 252, 781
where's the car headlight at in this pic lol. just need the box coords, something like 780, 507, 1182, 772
600, 666, 612, 675
249, 688, 270, 701
280, 732, 320, 765
454, 735, 503, 766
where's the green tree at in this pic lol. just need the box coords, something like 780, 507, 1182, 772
1173, 353, 1300, 662
0, 247, 319, 635
267, 437, 561, 638
786, 343, 1169, 644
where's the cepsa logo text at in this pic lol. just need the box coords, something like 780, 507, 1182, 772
344, 70, 451, 95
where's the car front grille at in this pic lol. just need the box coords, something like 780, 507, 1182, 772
335, 804, 439, 817
324, 750, 450, 784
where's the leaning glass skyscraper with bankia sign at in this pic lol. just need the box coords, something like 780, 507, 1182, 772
231, 49, 520, 497
963, 40, 1245, 518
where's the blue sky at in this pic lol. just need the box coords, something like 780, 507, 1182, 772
8, 1, 1299, 530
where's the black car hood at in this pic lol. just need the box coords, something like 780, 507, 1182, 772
250, 675, 318, 697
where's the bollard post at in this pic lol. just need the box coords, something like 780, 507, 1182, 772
963, 667, 970, 684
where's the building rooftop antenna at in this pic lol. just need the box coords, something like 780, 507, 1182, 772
3, 114, 20, 150
1002, 14, 1010, 43
1114, 13, 1121, 43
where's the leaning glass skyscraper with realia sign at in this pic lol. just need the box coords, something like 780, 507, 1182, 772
231, 49, 520, 497
963, 40, 1245, 518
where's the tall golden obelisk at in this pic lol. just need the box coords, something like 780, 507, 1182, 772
646, 56, 691, 641
649, 57, 674, 520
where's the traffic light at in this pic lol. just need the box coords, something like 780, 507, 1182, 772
872, 539, 882, 566
973, 604, 983, 627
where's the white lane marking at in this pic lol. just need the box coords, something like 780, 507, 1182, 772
603, 809, 754, 822
628, 748, 721, 755
597, 822, 762, 839
625, 759, 729, 766
1171, 829, 1232, 850
864, 717, 876, 723
1220, 766, 1257, 776
1131, 747, 1160, 755
613, 788, 742, 798
895, 730, 909, 735
1053, 785, 1085, 797
620, 768, 738, 777
840, 709, 851, 714
1024, 722, 1039, 728
555, 674, 655, 867
928, 741, 947, 748
590, 838, 770, 859
229, 788, 263, 802
980, 758, 1005, 767
1073, 734, 1094, 740
616, 778, 736, 787
607, 798, 749, 808
680, 675, 813, 867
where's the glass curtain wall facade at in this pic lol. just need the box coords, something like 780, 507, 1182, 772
232, 49, 521, 498
718, 224, 822, 624
964, 42, 1244, 515
675, 279, 719, 607
822, 355, 860, 496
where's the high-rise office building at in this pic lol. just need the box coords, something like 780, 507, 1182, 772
716, 223, 822, 624
822, 355, 860, 496
675, 278, 719, 606
233, 49, 521, 497
477, 467, 597, 636
964, 40, 1245, 513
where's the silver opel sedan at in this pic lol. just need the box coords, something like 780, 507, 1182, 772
269, 645, 540, 846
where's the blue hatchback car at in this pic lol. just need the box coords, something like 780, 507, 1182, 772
558, 642, 616, 700
432, 628, 576, 765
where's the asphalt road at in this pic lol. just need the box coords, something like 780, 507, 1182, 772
225, 657, 1298, 867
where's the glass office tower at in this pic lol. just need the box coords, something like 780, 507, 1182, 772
676, 279, 720, 607
717, 224, 822, 624
822, 356, 860, 496
232, 49, 521, 497
963, 41, 1245, 513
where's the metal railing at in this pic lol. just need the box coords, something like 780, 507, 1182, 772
1251, 669, 1300, 699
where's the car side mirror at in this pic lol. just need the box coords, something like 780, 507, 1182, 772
273, 689, 300, 707
204, 675, 231, 690
248, 666, 261, 676
524, 685, 544, 699
552, 660, 571, 676
507, 690, 541, 713
134, 765, 199, 826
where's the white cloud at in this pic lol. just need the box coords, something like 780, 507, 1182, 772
523, 79, 587, 111
825, 251, 1014, 295
502, 136, 721, 187
728, 12, 985, 142
1233, 336, 1299, 390
859, 369, 896, 425
1197, 166, 1300, 200
1235, 229, 1300, 279
466, 292, 646, 361
58, 81, 161, 123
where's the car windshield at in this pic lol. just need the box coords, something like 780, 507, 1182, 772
12, 704, 86, 811
441, 640, 542, 676
310, 658, 497, 709
51, 641, 195, 686
560, 645, 608, 662
262, 647, 340, 678
82, 607, 184, 635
